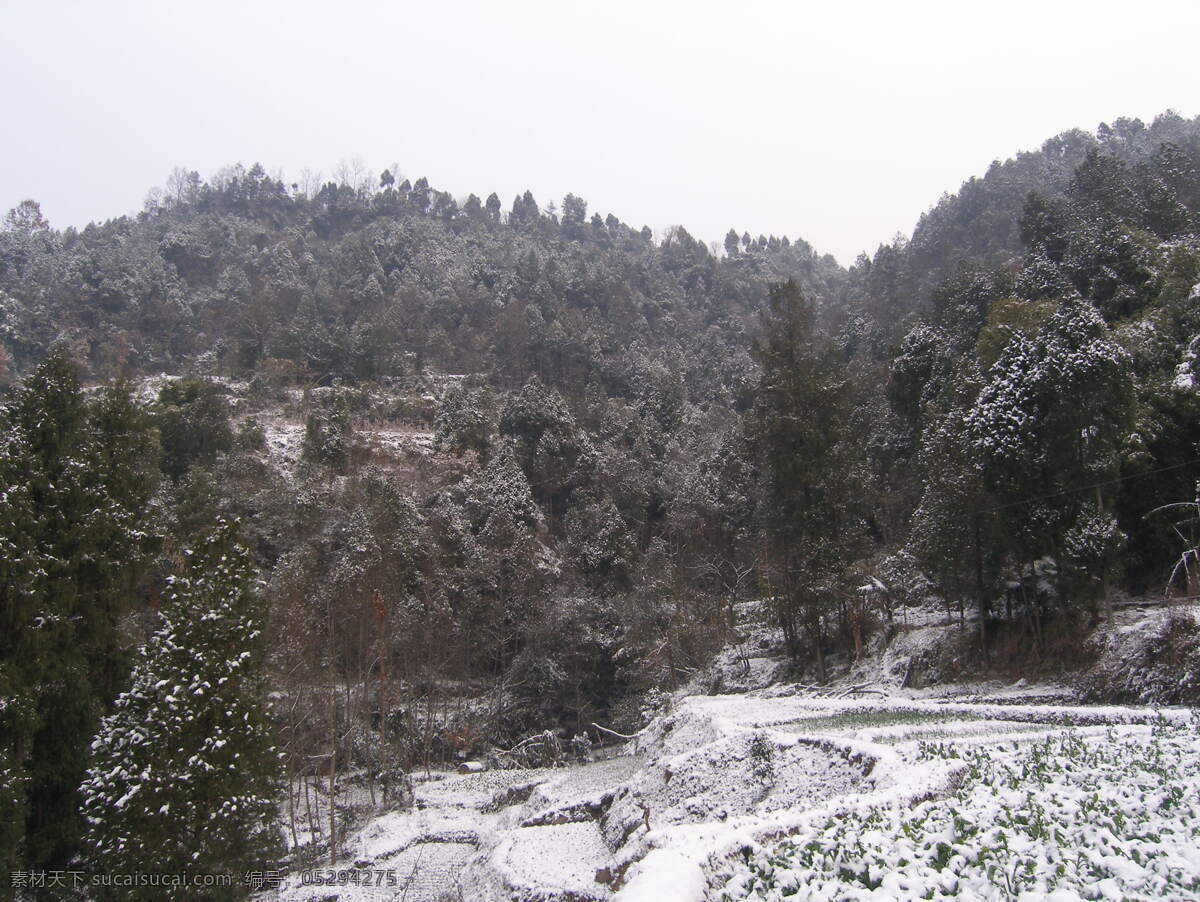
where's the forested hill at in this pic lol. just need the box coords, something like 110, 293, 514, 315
1, 110, 1199, 594
0, 164, 846, 394
845, 110, 1200, 337
2, 111, 1199, 399
1, 110, 1200, 603
3, 108, 1200, 879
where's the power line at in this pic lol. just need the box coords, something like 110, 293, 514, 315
950, 456, 1200, 520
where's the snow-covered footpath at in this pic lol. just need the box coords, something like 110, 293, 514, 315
264, 692, 1199, 901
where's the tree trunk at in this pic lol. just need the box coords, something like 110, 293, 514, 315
812, 615, 827, 684
1096, 486, 1113, 627
287, 762, 299, 851
304, 773, 317, 846
973, 520, 989, 666
329, 690, 337, 866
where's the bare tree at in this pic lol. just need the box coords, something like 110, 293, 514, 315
296, 168, 323, 198
334, 157, 372, 194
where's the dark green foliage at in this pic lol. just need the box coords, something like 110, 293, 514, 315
81, 520, 283, 899
887, 323, 956, 429
300, 391, 355, 468
871, 115, 1200, 636
909, 405, 1003, 625
466, 442, 541, 531
236, 415, 266, 450
156, 378, 233, 481
0, 351, 90, 873
565, 490, 636, 589
86, 376, 162, 698
0, 350, 160, 873
0, 435, 41, 876
500, 376, 596, 523
434, 384, 492, 458
963, 300, 1133, 610
507, 594, 623, 733
751, 281, 866, 670
0, 156, 844, 399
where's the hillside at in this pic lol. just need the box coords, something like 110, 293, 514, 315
3, 111, 1200, 895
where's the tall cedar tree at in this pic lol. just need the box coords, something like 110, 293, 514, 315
0, 349, 158, 873
751, 280, 864, 678
81, 519, 282, 900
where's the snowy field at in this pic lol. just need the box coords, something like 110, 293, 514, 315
717, 717, 1200, 901
263, 691, 1199, 901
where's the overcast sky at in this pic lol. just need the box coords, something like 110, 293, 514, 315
3, 0, 1198, 265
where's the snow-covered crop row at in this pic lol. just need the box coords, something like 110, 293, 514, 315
718, 716, 1200, 901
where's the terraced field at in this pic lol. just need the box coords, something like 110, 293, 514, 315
269, 693, 1199, 901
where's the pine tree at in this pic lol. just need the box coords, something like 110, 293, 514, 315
81, 520, 282, 899
484, 191, 502, 222
909, 404, 1004, 650
433, 384, 491, 459
466, 441, 541, 532
499, 376, 595, 522
82, 376, 162, 706
300, 391, 354, 469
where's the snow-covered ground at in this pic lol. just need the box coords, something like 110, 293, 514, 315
261, 688, 1198, 901
717, 717, 1200, 901
238, 551, 1196, 900
126, 374, 439, 480
261, 420, 305, 475
256, 420, 435, 479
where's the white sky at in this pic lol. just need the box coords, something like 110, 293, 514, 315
2, 0, 1198, 265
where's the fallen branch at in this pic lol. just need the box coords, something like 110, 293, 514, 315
498, 729, 556, 756
591, 722, 639, 741
792, 681, 888, 698
834, 682, 880, 698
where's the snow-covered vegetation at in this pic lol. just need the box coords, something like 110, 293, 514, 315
4, 111, 1200, 898
720, 716, 1200, 901
260, 683, 1200, 901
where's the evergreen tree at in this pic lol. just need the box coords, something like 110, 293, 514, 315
561, 193, 588, 235
156, 379, 234, 482
466, 441, 541, 531
751, 281, 865, 677
965, 298, 1133, 607
433, 384, 491, 458
300, 391, 355, 469
409, 176, 431, 213
909, 403, 1004, 648
484, 191, 502, 222
499, 375, 595, 522
0, 430, 41, 876
83, 376, 162, 704
565, 490, 636, 589
81, 520, 282, 900
0, 349, 159, 871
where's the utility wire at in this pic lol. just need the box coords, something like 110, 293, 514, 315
951, 456, 1200, 520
